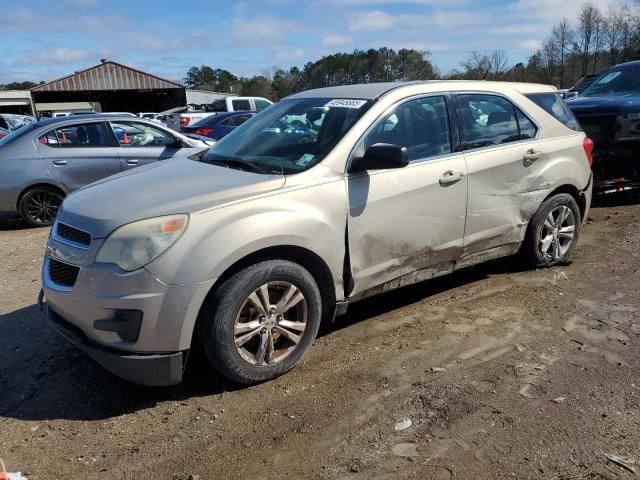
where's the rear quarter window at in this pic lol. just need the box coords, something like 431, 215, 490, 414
525, 93, 582, 131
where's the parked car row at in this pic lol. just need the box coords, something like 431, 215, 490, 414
164, 96, 271, 131
37, 80, 593, 387
0, 113, 36, 131
0, 115, 211, 226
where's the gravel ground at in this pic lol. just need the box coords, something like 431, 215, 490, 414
1, 202, 639, 480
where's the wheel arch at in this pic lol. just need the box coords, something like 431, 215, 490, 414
543, 183, 586, 221
16, 182, 67, 211
198, 245, 338, 330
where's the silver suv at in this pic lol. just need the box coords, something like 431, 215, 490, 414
40, 81, 593, 386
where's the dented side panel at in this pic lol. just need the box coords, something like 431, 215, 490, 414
462, 134, 589, 257
346, 154, 468, 297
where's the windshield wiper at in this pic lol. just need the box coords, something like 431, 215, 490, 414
207, 157, 268, 174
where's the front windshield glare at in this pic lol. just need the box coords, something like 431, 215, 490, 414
203, 97, 372, 174
581, 67, 640, 97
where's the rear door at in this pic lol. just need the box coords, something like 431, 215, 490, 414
35, 121, 121, 191
347, 94, 468, 296
109, 120, 192, 169
454, 93, 542, 259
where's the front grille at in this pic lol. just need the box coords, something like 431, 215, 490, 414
56, 222, 91, 247
48, 258, 80, 287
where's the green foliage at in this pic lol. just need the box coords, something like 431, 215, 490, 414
183, 47, 436, 100
0, 81, 42, 90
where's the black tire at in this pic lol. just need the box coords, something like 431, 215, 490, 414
198, 260, 322, 384
18, 186, 64, 227
522, 193, 581, 268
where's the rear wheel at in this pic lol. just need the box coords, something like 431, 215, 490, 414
522, 193, 581, 267
18, 187, 64, 227
198, 260, 322, 384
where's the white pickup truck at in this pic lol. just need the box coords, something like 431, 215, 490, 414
165, 96, 273, 131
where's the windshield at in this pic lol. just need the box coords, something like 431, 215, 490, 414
203, 97, 372, 174
0, 122, 39, 147
580, 66, 640, 97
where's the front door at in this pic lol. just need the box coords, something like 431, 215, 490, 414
109, 120, 192, 169
36, 121, 122, 191
347, 95, 468, 297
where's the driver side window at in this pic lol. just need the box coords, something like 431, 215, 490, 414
365, 96, 452, 162
110, 121, 177, 148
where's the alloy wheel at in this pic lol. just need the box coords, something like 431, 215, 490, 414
25, 191, 62, 225
234, 281, 308, 366
539, 205, 576, 261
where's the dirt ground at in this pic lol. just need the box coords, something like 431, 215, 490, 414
1, 201, 639, 480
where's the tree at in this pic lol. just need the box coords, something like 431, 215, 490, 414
549, 18, 574, 87
575, 3, 601, 76
183, 66, 238, 92
0, 81, 42, 90
238, 76, 274, 99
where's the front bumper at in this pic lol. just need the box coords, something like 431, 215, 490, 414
41, 295, 185, 386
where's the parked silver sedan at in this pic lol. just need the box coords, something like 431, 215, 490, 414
0, 114, 211, 226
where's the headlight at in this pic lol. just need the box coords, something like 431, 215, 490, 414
96, 214, 188, 271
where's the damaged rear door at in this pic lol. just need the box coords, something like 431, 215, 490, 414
454, 93, 544, 263
347, 94, 468, 297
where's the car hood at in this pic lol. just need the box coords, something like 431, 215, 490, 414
58, 159, 286, 238
567, 93, 640, 115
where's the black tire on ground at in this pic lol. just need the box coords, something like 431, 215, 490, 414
522, 193, 581, 268
198, 260, 322, 384
18, 186, 65, 228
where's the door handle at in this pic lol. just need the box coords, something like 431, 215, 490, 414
52, 160, 67, 166
439, 170, 464, 185
523, 149, 542, 162
126, 159, 140, 165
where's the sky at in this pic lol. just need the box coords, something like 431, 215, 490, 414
0, 0, 631, 84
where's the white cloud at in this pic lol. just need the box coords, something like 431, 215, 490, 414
231, 16, 301, 44
321, 34, 353, 47
507, 0, 620, 23
520, 39, 543, 51
349, 10, 395, 31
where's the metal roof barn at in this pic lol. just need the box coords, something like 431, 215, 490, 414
31, 60, 187, 116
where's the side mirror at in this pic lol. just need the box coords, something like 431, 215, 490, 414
350, 143, 409, 173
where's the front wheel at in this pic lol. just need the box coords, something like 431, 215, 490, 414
522, 193, 581, 267
198, 260, 322, 384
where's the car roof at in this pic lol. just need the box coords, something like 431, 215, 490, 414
608, 60, 640, 71
34, 114, 151, 128
287, 80, 556, 100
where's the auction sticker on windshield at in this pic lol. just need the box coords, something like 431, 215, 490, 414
325, 99, 368, 109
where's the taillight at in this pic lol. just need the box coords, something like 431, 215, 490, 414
583, 137, 594, 167
179, 117, 190, 127
0, 132, 6, 139
194, 128, 214, 136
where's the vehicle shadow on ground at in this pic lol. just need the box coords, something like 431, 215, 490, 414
0, 257, 524, 423
0, 213, 37, 231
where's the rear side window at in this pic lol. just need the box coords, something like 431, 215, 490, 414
516, 108, 537, 139
38, 122, 110, 148
457, 94, 521, 149
525, 93, 582, 131
232, 99, 251, 111
209, 100, 228, 113
229, 114, 253, 126
255, 99, 271, 111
